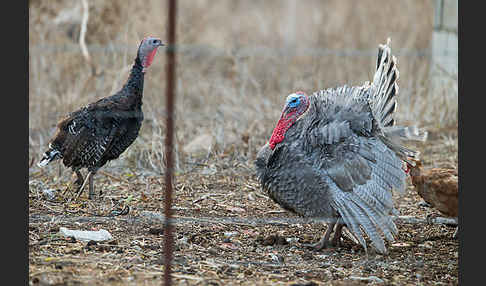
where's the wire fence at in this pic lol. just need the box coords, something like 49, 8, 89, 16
30, 43, 440, 58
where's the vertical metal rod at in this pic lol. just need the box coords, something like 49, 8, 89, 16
163, 0, 177, 285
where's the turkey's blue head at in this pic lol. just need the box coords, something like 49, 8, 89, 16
268, 91, 310, 149
138, 36, 165, 72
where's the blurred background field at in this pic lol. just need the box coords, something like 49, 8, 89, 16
29, 0, 457, 176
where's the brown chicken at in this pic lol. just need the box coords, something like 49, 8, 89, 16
409, 160, 458, 238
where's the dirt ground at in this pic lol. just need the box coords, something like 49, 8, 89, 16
28, 135, 458, 286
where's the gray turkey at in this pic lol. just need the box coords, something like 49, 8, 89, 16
255, 39, 427, 254
38, 36, 164, 199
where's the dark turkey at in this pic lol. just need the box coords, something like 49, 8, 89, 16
38, 36, 164, 199
255, 39, 427, 254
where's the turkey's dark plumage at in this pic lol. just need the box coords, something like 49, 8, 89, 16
255, 39, 427, 254
39, 37, 164, 199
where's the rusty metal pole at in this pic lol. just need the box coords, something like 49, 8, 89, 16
163, 0, 177, 285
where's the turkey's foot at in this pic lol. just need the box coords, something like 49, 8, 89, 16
331, 223, 344, 247
426, 213, 439, 224
304, 239, 337, 251
304, 222, 339, 251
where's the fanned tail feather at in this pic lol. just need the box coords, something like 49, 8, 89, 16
383, 126, 428, 143
379, 135, 422, 166
369, 38, 400, 128
369, 40, 427, 166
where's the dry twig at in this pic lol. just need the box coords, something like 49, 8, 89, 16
79, 0, 90, 64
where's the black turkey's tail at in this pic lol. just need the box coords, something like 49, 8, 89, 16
38, 144, 62, 167
369, 38, 399, 128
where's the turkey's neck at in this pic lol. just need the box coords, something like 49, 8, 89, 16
123, 57, 145, 99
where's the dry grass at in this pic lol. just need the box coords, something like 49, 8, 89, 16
29, 1, 458, 284
29, 0, 457, 175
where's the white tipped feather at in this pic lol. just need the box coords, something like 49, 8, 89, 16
37, 149, 61, 167
383, 126, 428, 142
37, 159, 49, 167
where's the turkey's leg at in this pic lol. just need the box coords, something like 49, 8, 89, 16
74, 170, 84, 189
75, 171, 93, 199
309, 222, 336, 250
58, 163, 63, 178
87, 171, 96, 200
63, 170, 84, 196
331, 223, 344, 246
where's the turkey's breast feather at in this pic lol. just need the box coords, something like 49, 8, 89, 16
51, 93, 143, 171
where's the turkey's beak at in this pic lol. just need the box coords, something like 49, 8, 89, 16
281, 105, 292, 117
282, 107, 297, 120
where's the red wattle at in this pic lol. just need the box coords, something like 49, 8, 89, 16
143, 49, 158, 68
268, 113, 295, 150
404, 162, 412, 174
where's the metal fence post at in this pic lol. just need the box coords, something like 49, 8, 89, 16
163, 0, 177, 285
